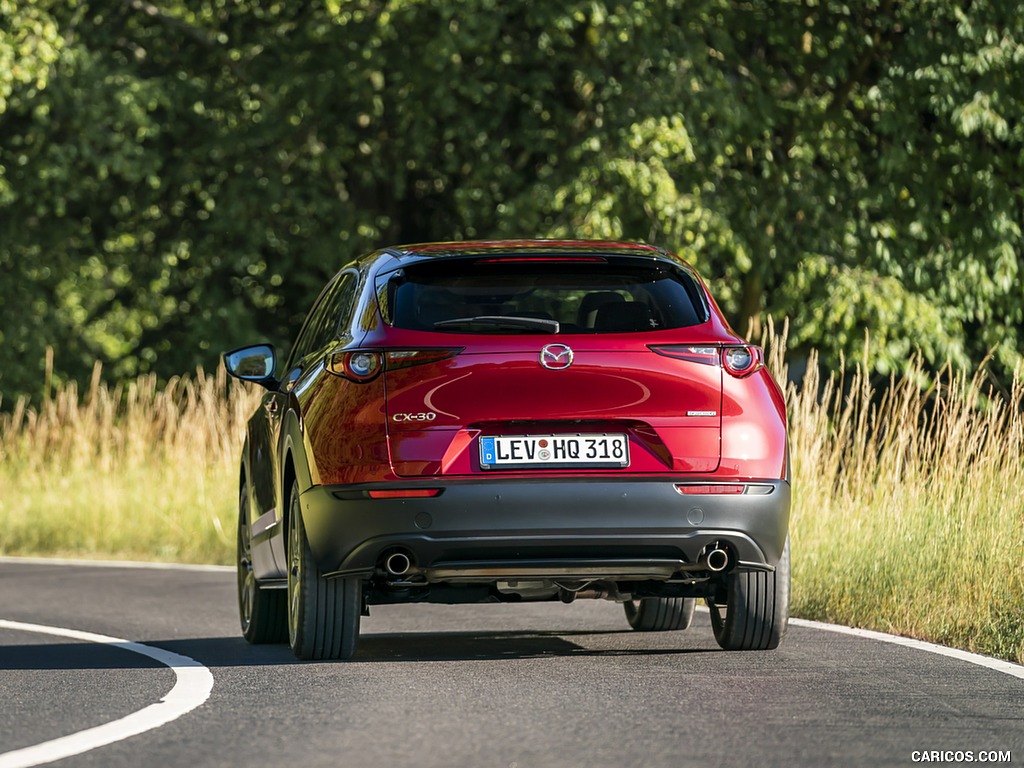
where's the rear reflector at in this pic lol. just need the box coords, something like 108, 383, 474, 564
674, 484, 745, 495
367, 489, 443, 499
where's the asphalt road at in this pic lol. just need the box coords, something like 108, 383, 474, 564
0, 559, 1021, 768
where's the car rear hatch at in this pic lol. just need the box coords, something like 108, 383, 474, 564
375, 252, 726, 477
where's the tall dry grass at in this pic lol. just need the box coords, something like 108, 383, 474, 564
765, 321, 1024, 664
0, 360, 260, 563
0, 332, 1021, 662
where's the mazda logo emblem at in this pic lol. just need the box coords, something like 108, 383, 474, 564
540, 343, 574, 370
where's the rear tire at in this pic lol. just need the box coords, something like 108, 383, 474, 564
286, 483, 361, 660
707, 537, 790, 651
237, 485, 287, 644
624, 597, 696, 631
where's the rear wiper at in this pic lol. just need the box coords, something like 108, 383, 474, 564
434, 315, 560, 334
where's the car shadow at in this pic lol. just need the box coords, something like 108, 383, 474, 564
351, 629, 713, 663
0, 630, 714, 670
0, 641, 172, 671
152, 629, 715, 665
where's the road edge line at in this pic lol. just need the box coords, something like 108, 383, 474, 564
786, 617, 1024, 682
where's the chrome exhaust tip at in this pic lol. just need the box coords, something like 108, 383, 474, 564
384, 551, 413, 577
701, 543, 732, 573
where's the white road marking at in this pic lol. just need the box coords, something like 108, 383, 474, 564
0, 620, 214, 768
691, 605, 1024, 682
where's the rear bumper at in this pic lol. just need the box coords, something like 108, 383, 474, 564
299, 478, 790, 579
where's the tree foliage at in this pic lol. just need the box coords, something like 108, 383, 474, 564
1, 0, 1021, 403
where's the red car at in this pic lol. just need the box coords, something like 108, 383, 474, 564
225, 240, 790, 660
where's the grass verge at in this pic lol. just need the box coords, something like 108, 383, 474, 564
0, 364, 253, 564
769, 328, 1024, 665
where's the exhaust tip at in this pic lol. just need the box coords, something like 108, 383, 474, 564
383, 550, 413, 577
701, 542, 733, 573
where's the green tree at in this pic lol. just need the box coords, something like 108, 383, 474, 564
1, 0, 1021, 404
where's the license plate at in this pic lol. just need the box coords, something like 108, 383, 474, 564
479, 434, 630, 470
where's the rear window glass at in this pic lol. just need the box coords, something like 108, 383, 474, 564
379, 258, 708, 334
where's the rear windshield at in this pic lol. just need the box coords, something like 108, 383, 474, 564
379, 258, 709, 334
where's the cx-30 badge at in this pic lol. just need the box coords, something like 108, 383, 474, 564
540, 343, 574, 370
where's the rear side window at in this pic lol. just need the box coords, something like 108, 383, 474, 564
380, 258, 708, 334
286, 271, 358, 368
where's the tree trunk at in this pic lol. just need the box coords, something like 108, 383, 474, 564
738, 270, 763, 340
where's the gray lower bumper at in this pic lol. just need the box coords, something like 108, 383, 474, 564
299, 478, 790, 579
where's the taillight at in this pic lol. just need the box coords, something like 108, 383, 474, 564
327, 351, 383, 382
722, 345, 762, 377
649, 343, 762, 377
648, 345, 720, 365
327, 348, 461, 382
385, 348, 462, 370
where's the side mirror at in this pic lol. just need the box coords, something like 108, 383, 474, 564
223, 344, 278, 388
